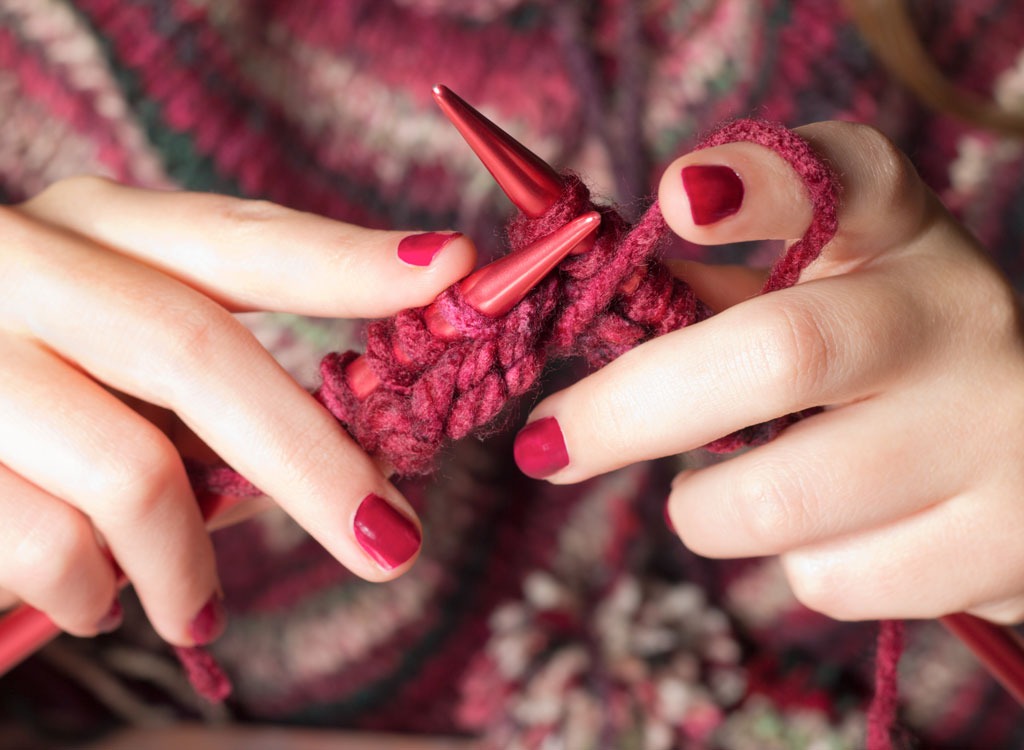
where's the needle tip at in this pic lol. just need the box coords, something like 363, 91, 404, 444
432, 85, 563, 218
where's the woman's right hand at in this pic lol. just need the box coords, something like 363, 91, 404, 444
0, 176, 476, 645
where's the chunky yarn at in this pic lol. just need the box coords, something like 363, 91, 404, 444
315, 118, 839, 476
188, 118, 902, 731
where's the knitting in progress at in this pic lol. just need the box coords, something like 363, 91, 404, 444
7, 4, 1024, 749
178, 101, 922, 744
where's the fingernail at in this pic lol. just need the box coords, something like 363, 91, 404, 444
513, 416, 569, 479
188, 594, 227, 645
663, 502, 676, 534
96, 599, 123, 633
397, 231, 461, 266
354, 493, 422, 571
681, 165, 744, 225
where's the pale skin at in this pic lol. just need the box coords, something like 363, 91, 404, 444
0, 179, 477, 644
526, 121, 1024, 625
1, 120, 1023, 659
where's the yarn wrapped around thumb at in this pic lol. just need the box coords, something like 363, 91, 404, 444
184, 118, 851, 713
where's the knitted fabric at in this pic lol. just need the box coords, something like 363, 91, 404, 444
314, 120, 837, 476
3, 2, 1024, 749
185, 117, 915, 747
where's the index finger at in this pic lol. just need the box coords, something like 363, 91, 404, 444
514, 267, 929, 482
19, 177, 477, 318
514, 121, 943, 482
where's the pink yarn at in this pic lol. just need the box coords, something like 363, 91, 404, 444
316, 174, 698, 475
867, 620, 906, 750
187, 118, 904, 739
173, 645, 232, 702
317, 120, 841, 474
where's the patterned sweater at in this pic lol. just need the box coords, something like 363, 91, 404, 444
2, 1, 1024, 748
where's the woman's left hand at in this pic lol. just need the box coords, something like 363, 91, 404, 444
513, 121, 1024, 624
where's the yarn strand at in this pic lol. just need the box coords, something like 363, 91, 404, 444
186, 119, 901, 729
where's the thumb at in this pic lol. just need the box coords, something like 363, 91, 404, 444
658, 121, 934, 280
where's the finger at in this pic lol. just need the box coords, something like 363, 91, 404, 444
17, 178, 477, 317
0, 336, 220, 645
665, 395, 964, 558
0, 590, 19, 611
3, 217, 420, 583
779, 492, 1024, 622
665, 259, 767, 312
0, 463, 121, 636
515, 264, 932, 482
964, 597, 1024, 626
658, 121, 934, 272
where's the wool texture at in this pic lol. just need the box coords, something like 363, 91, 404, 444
4, 2, 1024, 747
182, 117, 870, 717
314, 119, 840, 476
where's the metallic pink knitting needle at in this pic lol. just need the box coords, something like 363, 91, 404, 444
345, 210, 601, 398
0, 490, 243, 676
433, 84, 563, 219
439, 84, 1024, 708
433, 84, 602, 258
0, 212, 601, 675
941, 613, 1024, 705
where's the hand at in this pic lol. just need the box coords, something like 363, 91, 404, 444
513, 122, 1024, 624
0, 177, 476, 643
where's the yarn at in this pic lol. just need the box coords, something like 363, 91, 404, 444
173, 646, 232, 703
316, 118, 839, 476
867, 620, 907, 750
185, 117, 907, 745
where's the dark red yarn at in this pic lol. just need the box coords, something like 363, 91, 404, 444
173, 646, 232, 703
316, 119, 841, 476
868, 620, 906, 750
185, 118, 902, 741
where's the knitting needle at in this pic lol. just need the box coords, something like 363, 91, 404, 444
436, 83, 1024, 708
940, 613, 1024, 705
345, 210, 601, 399
443, 82, 1024, 708
0, 487, 243, 676
432, 84, 564, 219
0, 214, 602, 678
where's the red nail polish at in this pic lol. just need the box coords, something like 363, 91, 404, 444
354, 494, 421, 571
663, 503, 677, 534
96, 599, 123, 633
397, 231, 461, 266
681, 165, 744, 225
513, 417, 569, 479
188, 594, 226, 645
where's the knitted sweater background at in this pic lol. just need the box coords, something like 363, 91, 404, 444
2, 1, 1024, 748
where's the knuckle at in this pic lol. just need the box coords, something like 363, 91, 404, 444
10, 511, 93, 594
213, 196, 293, 238
842, 123, 928, 234
274, 412, 354, 495
84, 426, 183, 522
734, 463, 807, 551
751, 302, 834, 403
153, 301, 234, 387
587, 387, 644, 458
783, 553, 858, 620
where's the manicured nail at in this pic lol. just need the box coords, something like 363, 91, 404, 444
397, 231, 461, 266
96, 599, 123, 633
663, 502, 677, 534
354, 493, 422, 571
513, 416, 569, 479
188, 594, 227, 645
681, 165, 744, 225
